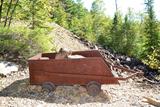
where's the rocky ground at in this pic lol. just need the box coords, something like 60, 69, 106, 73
0, 70, 159, 107
0, 23, 160, 107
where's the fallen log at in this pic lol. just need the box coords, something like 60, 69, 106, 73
143, 96, 160, 107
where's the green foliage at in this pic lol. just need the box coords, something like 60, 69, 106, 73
91, 0, 105, 15
52, 5, 69, 28
143, 49, 160, 69
14, 0, 52, 28
141, 0, 160, 68
120, 10, 137, 55
1, 0, 159, 71
144, 0, 159, 54
91, 0, 111, 44
0, 26, 54, 65
81, 14, 96, 42
109, 12, 123, 53
51, 0, 96, 43
70, 16, 84, 37
95, 15, 112, 46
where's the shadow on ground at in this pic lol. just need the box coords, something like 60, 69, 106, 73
0, 78, 111, 104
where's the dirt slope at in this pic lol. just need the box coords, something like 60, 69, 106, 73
0, 23, 160, 107
50, 23, 89, 51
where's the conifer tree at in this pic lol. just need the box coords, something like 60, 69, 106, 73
144, 0, 159, 54
121, 10, 136, 55
110, 12, 122, 53
143, 0, 160, 69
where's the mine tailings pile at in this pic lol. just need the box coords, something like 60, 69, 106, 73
75, 37, 160, 84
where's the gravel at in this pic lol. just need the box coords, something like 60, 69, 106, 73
0, 70, 159, 107
50, 23, 89, 51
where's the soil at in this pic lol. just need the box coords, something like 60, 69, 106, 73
0, 70, 159, 107
50, 23, 89, 51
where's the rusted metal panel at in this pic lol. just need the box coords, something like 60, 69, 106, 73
42, 50, 111, 70
28, 50, 142, 86
29, 58, 112, 76
30, 72, 119, 85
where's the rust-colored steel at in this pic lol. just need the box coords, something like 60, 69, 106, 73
28, 50, 142, 86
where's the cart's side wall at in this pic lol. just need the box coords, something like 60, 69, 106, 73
28, 60, 35, 84
72, 50, 111, 70
29, 57, 118, 85
29, 57, 112, 76
30, 72, 119, 85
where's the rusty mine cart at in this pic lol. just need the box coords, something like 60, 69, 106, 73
28, 50, 143, 96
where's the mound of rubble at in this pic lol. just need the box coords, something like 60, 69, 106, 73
71, 34, 160, 84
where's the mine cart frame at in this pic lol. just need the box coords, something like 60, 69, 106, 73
28, 50, 143, 96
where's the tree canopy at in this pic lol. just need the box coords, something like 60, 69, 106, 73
0, 0, 159, 69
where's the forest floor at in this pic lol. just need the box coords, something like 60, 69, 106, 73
0, 23, 160, 107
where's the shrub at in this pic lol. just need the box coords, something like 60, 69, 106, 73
0, 26, 54, 66
143, 49, 160, 69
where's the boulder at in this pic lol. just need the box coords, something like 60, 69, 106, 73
0, 61, 18, 76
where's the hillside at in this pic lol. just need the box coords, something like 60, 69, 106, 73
0, 23, 159, 107
50, 23, 89, 51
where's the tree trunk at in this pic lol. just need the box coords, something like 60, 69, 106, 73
115, 0, 118, 12
8, 0, 19, 28
0, 0, 4, 23
4, 0, 13, 27
31, 0, 36, 29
